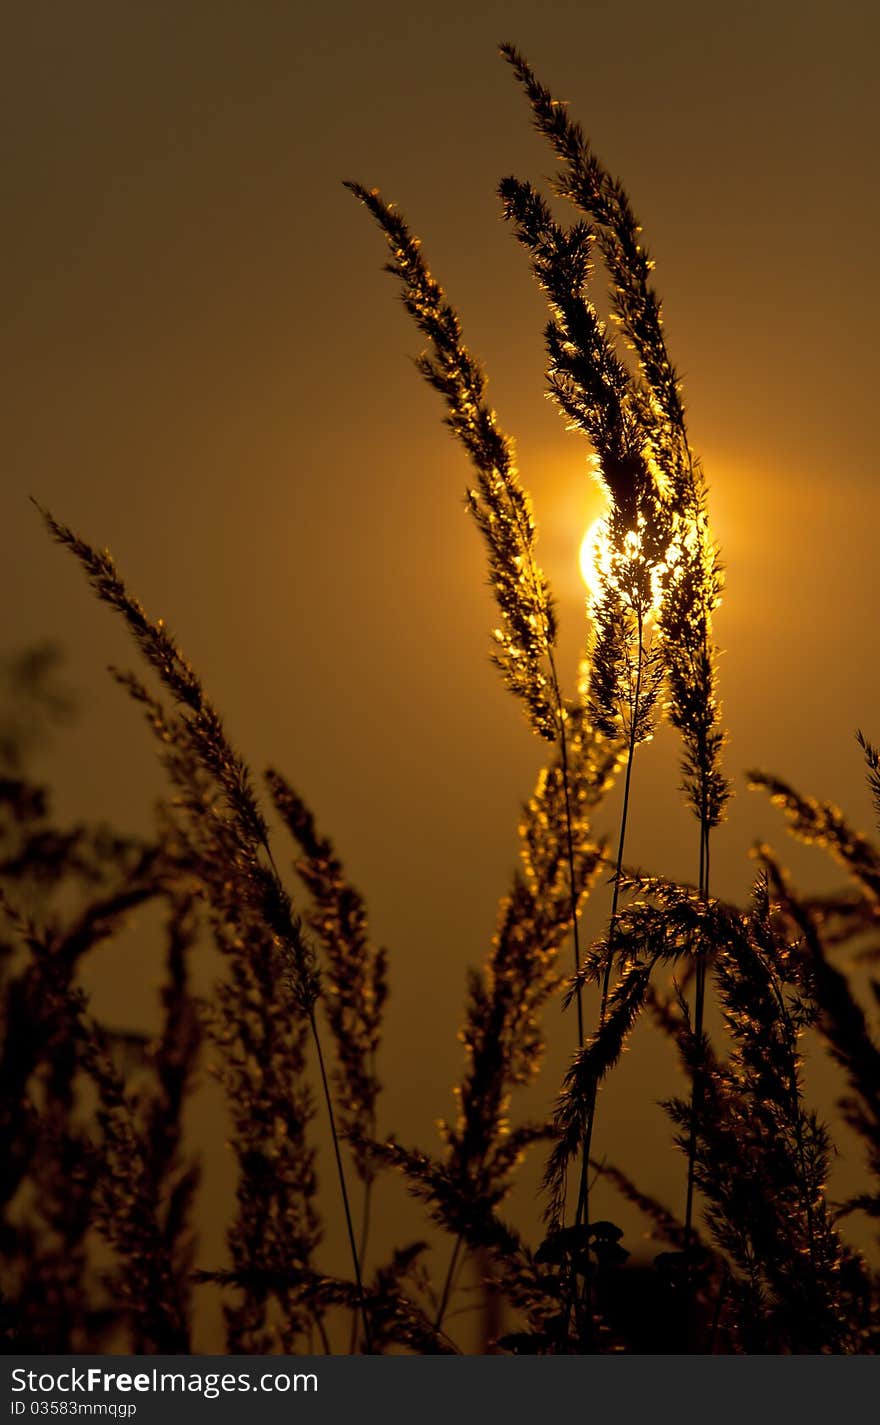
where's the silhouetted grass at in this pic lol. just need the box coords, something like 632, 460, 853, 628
1, 42, 878, 1355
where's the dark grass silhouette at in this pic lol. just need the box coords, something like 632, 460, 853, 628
1, 45, 879, 1354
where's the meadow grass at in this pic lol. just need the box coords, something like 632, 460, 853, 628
1, 45, 878, 1354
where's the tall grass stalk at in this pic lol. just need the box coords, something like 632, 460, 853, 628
36, 506, 373, 1352
501, 49, 728, 1330
498, 119, 665, 1304
346, 185, 597, 1068
575, 607, 644, 1219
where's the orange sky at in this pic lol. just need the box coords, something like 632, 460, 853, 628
4, 1, 880, 1300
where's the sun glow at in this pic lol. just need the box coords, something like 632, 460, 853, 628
578, 516, 611, 604
579, 514, 671, 619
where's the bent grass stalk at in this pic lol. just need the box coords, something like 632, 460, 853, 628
500, 56, 729, 1317
495, 125, 668, 1288
346, 179, 588, 1050
38, 507, 373, 1353
347, 183, 596, 1325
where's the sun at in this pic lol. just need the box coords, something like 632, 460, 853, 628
578, 516, 611, 604
580, 513, 672, 619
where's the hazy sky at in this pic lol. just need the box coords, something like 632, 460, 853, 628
4, 1, 879, 1299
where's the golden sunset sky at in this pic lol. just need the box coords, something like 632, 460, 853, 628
4, 0, 879, 1296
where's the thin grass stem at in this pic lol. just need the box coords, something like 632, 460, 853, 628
683, 789, 711, 1345
308, 1007, 372, 1353
548, 649, 585, 1049
567, 610, 644, 1347
434, 1233, 465, 1333
349, 1132, 376, 1351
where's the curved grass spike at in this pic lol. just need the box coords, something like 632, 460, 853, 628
36, 505, 372, 1353
501, 45, 729, 1327
498, 140, 667, 1343
345, 183, 624, 1328
500, 37, 730, 858
497, 66, 728, 767
344, 184, 560, 743
500, 43, 694, 505
346, 184, 606, 1051
100, 666, 329, 1347
749, 768, 880, 904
